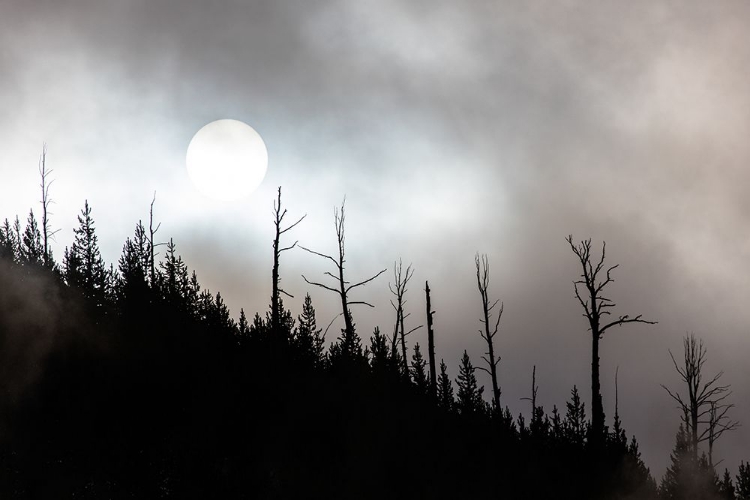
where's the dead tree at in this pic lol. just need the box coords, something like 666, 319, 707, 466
270, 187, 305, 336
567, 236, 656, 443
389, 260, 422, 375
661, 334, 739, 466
425, 281, 437, 397
475, 253, 502, 411
300, 199, 386, 352
521, 365, 538, 416
38, 144, 59, 267
148, 193, 165, 286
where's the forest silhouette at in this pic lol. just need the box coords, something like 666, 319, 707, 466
0, 177, 748, 499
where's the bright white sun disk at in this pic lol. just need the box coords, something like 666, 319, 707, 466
186, 119, 268, 201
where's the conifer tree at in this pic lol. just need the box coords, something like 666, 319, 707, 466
455, 351, 484, 415
117, 223, 149, 304
410, 343, 428, 394
369, 326, 402, 382
0, 218, 18, 261
718, 469, 736, 500
159, 238, 189, 306
437, 359, 454, 412
64, 200, 107, 305
294, 293, 324, 367
369, 326, 390, 373
238, 308, 250, 344
659, 423, 718, 499
21, 210, 44, 266
565, 385, 588, 446
738, 462, 750, 500
249, 312, 267, 341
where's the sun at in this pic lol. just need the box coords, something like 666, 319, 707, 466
186, 119, 268, 201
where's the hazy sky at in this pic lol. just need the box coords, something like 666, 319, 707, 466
2, 0, 750, 477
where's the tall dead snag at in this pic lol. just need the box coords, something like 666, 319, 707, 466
567, 235, 656, 444
425, 281, 437, 397
271, 186, 306, 337
475, 253, 502, 411
521, 365, 538, 415
38, 144, 59, 268
661, 334, 739, 467
389, 260, 422, 375
148, 193, 165, 287
300, 199, 386, 355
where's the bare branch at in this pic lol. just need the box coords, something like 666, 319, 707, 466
301, 274, 341, 295
299, 245, 341, 269
346, 268, 387, 293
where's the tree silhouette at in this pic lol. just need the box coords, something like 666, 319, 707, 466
21, 210, 44, 267
388, 259, 421, 376
437, 359, 454, 412
718, 469, 736, 499
567, 235, 656, 444
738, 462, 750, 500
64, 200, 108, 306
659, 423, 718, 499
455, 350, 484, 415
270, 186, 305, 340
661, 334, 738, 467
293, 293, 324, 367
424, 280, 437, 398
411, 343, 428, 394
565, 385, 588, 447
474, 253, 502, 411
38, 144, 59, 268
300, 199, 385, 364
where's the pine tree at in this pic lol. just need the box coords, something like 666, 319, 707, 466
238, 308, 250, 344
738, 461, 750, 500
21, 210, 44, 266
328, 310, 365, 368
455, 351, 484, 415
117, 224, 149, 305
248, 312, 267, 341
64, 201, 107, 305
294, 293, 324, 367
437, 359, 454, 412
369, 326, 391, 374
564, 385, 587, 447
659, 424, 718, 499
718, 469, 736, 500
411, 343, 428, 395
159, 238, 188, 306
0, 218, 18, 261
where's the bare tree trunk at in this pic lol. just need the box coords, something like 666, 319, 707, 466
425, 281, 436, 397
388, 260, 421, 376
475, 254, 502, 411
38, 144, 58, 268
567, 236, 656, 444
148, 193, 162, 286
591, 333, 603, 439
270, 187, 305, 337
662, 334, 738, 465
301, 199, 386, 356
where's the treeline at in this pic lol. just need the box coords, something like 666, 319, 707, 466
0, 184, 747, 498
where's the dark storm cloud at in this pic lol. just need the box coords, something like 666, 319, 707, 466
3, 0, 750, 476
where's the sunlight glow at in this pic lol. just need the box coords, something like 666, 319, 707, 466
186, 119, 268, 201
